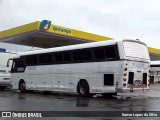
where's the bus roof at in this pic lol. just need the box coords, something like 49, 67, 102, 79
14, 39, 145, 58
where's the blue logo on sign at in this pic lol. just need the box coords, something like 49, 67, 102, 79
40, 20, 51, 30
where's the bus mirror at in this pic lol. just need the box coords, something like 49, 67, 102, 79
7, 59, 11, 67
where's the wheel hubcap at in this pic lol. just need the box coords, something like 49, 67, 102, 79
20, 82, 26, 90
80, 85, 85, 95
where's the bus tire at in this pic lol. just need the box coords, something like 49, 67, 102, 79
19, 80, 26, 93
77, 80, 91, 97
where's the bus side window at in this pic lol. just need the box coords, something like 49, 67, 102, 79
105, 46, 116, 59
93, 47, 105, 60
17, 61, 24, 67
73, 50, 82, 61
55, 52, 63, 63
39, 54, 46, 63
32, 56, 38, 64
63, 51, 71, 62
45, 54, 53, 63
38, 54, 52, 64
82, 49, 92, 61
26, 55, 38, 65
26, 56, 31, 65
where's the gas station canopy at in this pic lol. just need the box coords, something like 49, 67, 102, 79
0, 20, 160, 60
0, 20, 111, 48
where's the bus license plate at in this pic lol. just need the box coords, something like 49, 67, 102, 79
135, 80, 142, 85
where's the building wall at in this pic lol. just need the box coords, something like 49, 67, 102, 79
150, 66, 160, 83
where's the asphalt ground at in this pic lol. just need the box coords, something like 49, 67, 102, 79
0, 84, 160, 120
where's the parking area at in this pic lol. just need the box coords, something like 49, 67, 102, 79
0, 84, 160, 120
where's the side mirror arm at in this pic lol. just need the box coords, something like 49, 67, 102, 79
7, 59, 12, 67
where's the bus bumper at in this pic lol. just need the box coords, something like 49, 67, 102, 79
116, 87, 149, 93
0, 80, 11, 87
91, 87, 116, 93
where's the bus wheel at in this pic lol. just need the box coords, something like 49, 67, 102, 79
19, 80, 26, 93
77, 80, 91, 97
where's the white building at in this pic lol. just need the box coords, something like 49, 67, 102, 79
150, 61, 160, 83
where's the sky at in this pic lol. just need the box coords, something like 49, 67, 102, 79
0, 0, 160, 52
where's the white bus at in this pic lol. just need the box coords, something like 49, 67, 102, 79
9, 39, 150, 97
0, 51, 17, 90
